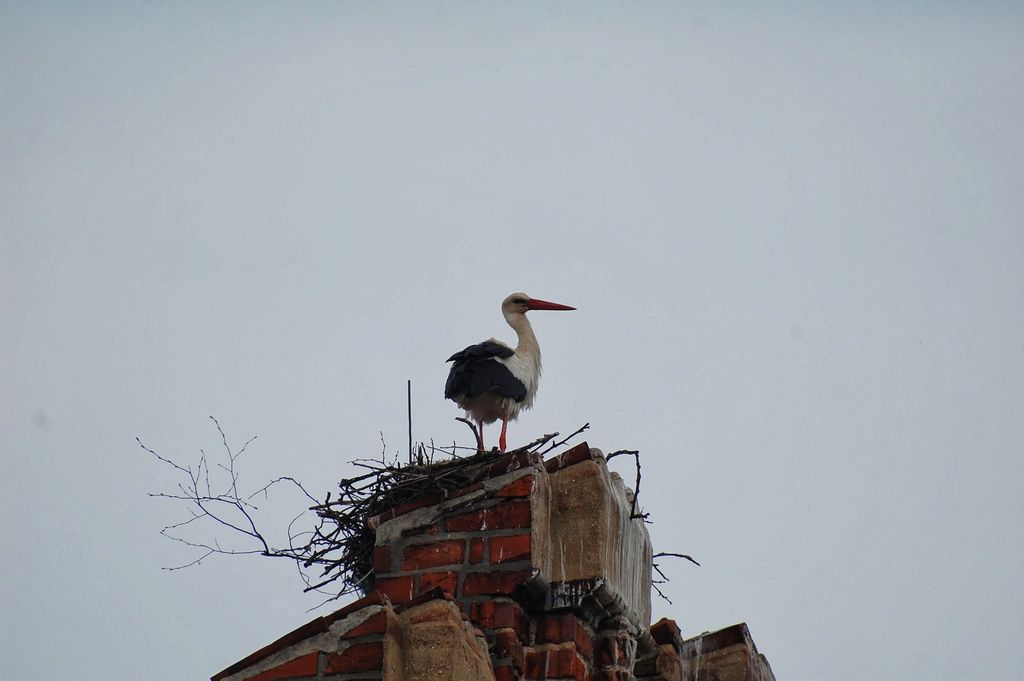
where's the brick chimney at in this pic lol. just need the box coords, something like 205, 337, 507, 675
211, 442, 775, 681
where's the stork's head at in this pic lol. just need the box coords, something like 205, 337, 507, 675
501, 292, 576, 315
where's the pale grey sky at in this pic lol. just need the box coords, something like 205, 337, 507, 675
3, 4, 1023, 680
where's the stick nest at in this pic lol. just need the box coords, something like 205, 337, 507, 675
304, 426, 589, 597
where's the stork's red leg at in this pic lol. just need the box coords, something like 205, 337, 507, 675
499, 417, 508, 453
476, 420, 485, 452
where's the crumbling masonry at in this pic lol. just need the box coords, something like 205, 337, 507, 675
212, 443, 776, 681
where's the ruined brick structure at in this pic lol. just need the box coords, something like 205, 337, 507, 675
212, 443, 776, 681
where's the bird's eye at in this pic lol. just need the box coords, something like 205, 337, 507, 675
515, 298, 528, 304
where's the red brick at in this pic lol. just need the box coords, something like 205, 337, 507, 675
247, 652, 317, 681
497, 474, 537, 497
525, 645, 588, 681
493, 664, 518, 681
493, 629, 525, 671
470, 601, 494, 626
343, 612, 387, 638
595, 634, 633, 668
470, 600, 528, 638
324, 641, 384, 673
543, 441, 592, 472
489, 534, 531, 564
462, 569, 534, 596
372, 545, 391, 574
448, 481, 484, 500
375, 575, 414, 603
401, 539, 465, 570
537, 614, 593, 660
486, 450, 536, 478
469, 537, 485, 564
380, 494, 444, 524
445, 509, 485, 532
397, 586, 451, 614
418, 571, 458, 595
538, 613, 575, 643
491, 663, 516, 679
484, 500, 531, 530
214, 595, 391, 681
649, 618, 681, 647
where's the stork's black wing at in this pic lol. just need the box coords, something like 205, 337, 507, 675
445, 341, 528, 402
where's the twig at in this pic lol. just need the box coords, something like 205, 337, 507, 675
653, 551, 701, 567
144, 418, 681, 610
539, 423, 590, 454
524, 432, 558, 453
249, 477, 320, 505
140, 421, 321, 581
606, 449, 648, 520
648, 551, 700, 604
454, 417, 484, 452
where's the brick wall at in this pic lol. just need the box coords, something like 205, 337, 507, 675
679, 623, 776, 681
369, 451, 546, 608
366, 443, 651, 680
211, 443, 775, 681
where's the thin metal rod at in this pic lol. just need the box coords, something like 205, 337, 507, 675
407, 379, 412, 465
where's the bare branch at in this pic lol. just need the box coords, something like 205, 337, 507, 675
652, 582, 673, 605
250, 477, 319, 505
454, 417, 483, 452
606, 449, 649, 520
538, 422, 590, 454
524, 432, 559, 453
144, 418, 696, 612
654, 551, 701, 567
164, 549, 217, 571
137, 436, 191, 476
141, 419, 315, 577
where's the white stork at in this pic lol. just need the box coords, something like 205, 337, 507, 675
445, 292, 576, 452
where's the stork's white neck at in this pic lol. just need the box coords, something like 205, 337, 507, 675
505, 311, 541, 365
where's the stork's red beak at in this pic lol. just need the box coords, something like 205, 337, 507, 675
527, 298, 576, 311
